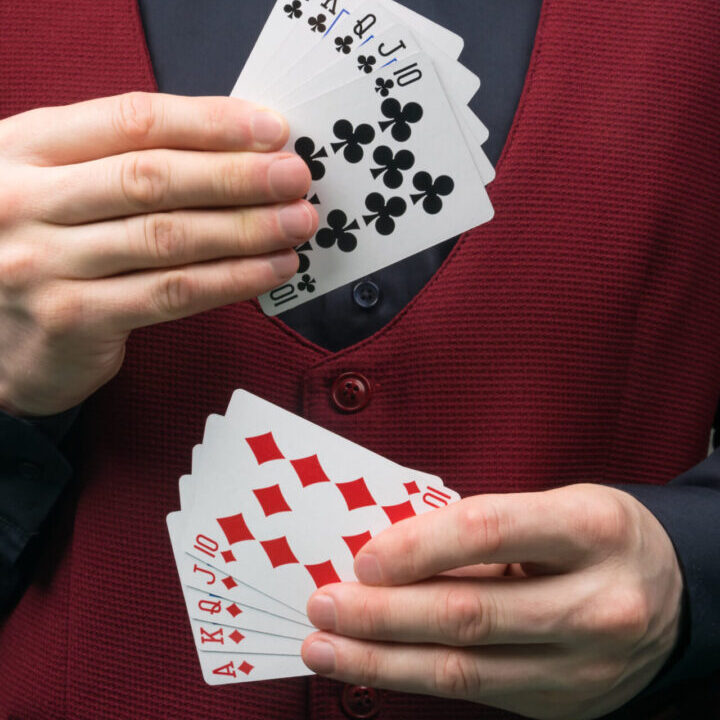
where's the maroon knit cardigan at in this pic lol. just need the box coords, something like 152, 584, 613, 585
1, 1, 719, 719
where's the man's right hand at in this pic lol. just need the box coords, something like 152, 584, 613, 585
0, 92, 316, 417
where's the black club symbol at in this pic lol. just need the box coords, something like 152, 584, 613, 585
331, 119, 376, 164
295, 136, 328, 181
363, 192, 407, 236
284, 1, 303, 19
335, 35, 353, 54
378, 98, 424, 142
316, 210, 360, 253
370, 146, 415, 189
375, 78, 394, 97
297, 274, 316, 294
296, 241, 313, 274
357, 55, 376, 74
411, 172, 455, 215
308, 14, 326, 33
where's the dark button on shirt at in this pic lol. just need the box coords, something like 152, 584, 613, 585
341, 684, 382, 719
353, 280, 381, 310
331, 373, 373, 413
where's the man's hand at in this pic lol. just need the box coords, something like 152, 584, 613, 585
0, 92, 317, 417
302, 484, 683, 720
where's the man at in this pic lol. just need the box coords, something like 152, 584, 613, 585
0, 1, 718, 718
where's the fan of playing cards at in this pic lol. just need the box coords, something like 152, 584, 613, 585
234, 0, 495, 316
167, 391, 461, 685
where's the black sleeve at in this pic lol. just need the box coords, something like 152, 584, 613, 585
613, 444, 720, 698
0, 409, 76, 610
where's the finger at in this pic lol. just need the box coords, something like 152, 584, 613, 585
2, 93, 289, 166
65, 250, 299, 332
55, 201, 318, 279
42, 150, 311, 225
354, 488, 607, 586
301, 632, 556, 701
308, 576, 584, 646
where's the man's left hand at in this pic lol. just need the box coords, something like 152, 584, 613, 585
301, 484, 683, 720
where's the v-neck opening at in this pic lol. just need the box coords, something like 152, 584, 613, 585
130, 0, 551, 362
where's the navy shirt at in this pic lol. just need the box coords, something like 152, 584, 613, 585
2, 0, 720, 710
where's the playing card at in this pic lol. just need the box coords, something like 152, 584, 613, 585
196, 651, 312, 686
273, 20, 493, 183
169, 512, 311, 624
181, 393, 460, 613
258, 50, 493, 315
234, 0, 463, 101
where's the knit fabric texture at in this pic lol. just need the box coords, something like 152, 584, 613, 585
1, 1, 719, 719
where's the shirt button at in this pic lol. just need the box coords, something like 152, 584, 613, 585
341, 684, 382, 719
331, 373, 372, 413
352, 280, 381, 310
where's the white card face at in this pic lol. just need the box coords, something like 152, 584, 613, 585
184, 586, 310, 639
233, 0, 463, 101
197, 650, 312, 686
271, 3, 477, 108
190, 619, 304, 655
169, 513, 311, 624
180, 392, 460, 613
257, 51, 493, 315
274, 22, 493, 183
182, 455, 452, 613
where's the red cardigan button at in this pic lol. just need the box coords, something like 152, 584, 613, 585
341, 684, 382, 718
331, 373, 372, 413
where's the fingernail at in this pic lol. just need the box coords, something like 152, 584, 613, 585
267, 250, 299, 280
251, 110, 287, 146
355, 553, 383, 585
303, 640, 336, 675
307, 594, 337, 631
278, 202, 313, 239
268, 156, 310, 199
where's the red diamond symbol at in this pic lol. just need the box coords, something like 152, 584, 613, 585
253, 484, 292, 517
336, 477, 376, 511
290, 455, 331, 487
260, 537, 299, 568
305, 560, 341, 588
216, 513, 254, 545
404, 481, 420, 496
221, 550, 236, 563
246, 432, 285, 465
238, 661, 254, 675
343, 530, 372, 558
222, 576, 238, 590
229, 630, 245, 645
383, 500, 416, 524
226, 603, 243, 618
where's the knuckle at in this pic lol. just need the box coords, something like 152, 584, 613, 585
0, 184, 26, 227
0, 245, 42, 294
432, 650, 476, 698
569, 488, 630, 549
358, 647, 381, 688
234, 209, 279, 254
596, 588, 651, 642
114, 92, 158, 144
34, 288, 85, 336
153, 270, 195, 317
218, 157, 252, 200
355, 593, 388, 638
203, 101, 236, 144
572, 658, 625, 696
142, 213, 185, 263
456, 500, 504, 558
120, 152, 170, 210
438, 590, 488, 645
